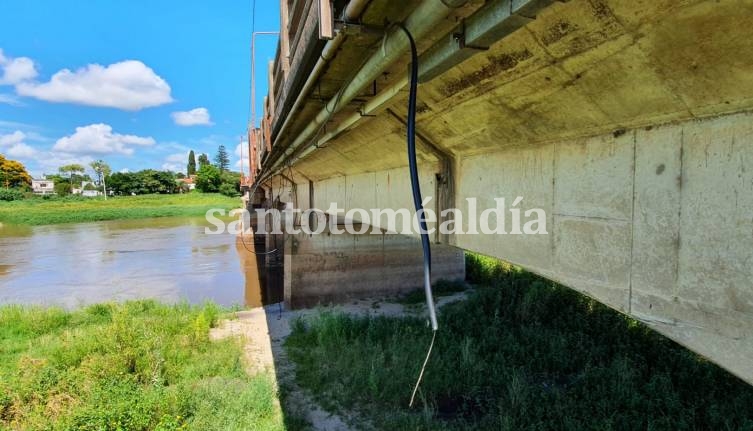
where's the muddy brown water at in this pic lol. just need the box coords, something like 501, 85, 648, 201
0, 217, 281, 309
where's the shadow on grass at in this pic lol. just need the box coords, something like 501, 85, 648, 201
282, 252, 753, 431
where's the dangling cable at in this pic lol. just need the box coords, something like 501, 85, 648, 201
397, 23, 439, 408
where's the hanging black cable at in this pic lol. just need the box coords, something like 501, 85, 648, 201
399, 23, 438, 331
396, 23, 439, 408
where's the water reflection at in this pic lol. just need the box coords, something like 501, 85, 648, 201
0, 217, 280, 309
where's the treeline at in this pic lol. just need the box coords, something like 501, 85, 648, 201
107, 170, 180, 195
1, 143, 241, 202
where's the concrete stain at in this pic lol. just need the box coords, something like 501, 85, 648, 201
542, 21, 577, 46
589, 0, 613, 21
442, 49, 534, 97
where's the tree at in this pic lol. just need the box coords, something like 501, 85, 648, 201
187, 150, 197, 176
106, 170, 178, 195
219, 183, 240, 197
195, 164, 222, 192
107, 172, 138, 195
90, 160, 111, 184
90, 160, 111, 199
198, 153, 210, 169
59, 164, 86, 187
220, 170, 240, 192
214, 145, 230, 172
0, 154, 32, 188
54, 182, 72, 196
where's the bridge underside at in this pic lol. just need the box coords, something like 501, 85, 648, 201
256, 0, 753, 384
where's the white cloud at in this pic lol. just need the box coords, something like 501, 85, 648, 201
165, 152, 188, 163
231, 140, 250, 173
6, 143, 37, 158
0, 130, 25, 147
161, 151, 189, 172
53, 124, 155, 156
0, 93, 22, 106
0, 131, 37, 163
35, 153, 94, 173
234, 141, 247, 158
15, 60, 173, 111
171, 107, 213, 126
0, 49, 38, 85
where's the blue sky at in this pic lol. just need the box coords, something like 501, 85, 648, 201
0, 0, 280, 177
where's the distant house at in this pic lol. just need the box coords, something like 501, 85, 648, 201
178, 176, 197, 191
80, 181, 102, 197
31, 179, 55, 195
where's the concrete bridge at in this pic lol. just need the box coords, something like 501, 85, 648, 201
246, 0, 753, 384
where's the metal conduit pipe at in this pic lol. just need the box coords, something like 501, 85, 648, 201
294, 75, 410, 163
263, 0, 469, 180
260, 0, 558, 182
272, 0, 371, 145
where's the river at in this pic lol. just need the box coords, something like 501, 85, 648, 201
0, 217, 279, 309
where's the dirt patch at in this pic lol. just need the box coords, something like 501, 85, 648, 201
211, 294, 469, 430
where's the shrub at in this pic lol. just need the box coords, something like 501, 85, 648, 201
0, 188, 24, 201
54, 182, 72, 196
195, 165, 222, 193
0, 189, 21, 201
0, 301, 285, 430
219, 183, 240, 197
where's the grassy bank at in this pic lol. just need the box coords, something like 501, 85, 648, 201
0, 300, 284, 431
285, 254, 753, 430
0, 193, 239, 226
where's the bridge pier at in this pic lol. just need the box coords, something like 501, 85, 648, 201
282, 226, 465, 308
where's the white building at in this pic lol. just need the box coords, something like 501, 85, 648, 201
31, 179, 55, 195
80, 181, 102, 197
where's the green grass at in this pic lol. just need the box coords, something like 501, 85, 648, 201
285, 253, 753, 430
0, 193, 240, 226
396, 279, 468, 305
0, 300, 285, 431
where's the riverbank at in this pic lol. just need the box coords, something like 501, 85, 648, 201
5, 253, 753, 430
0, 300, 286, 430
283, 254, 753, 430
0, 193, 239, 226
